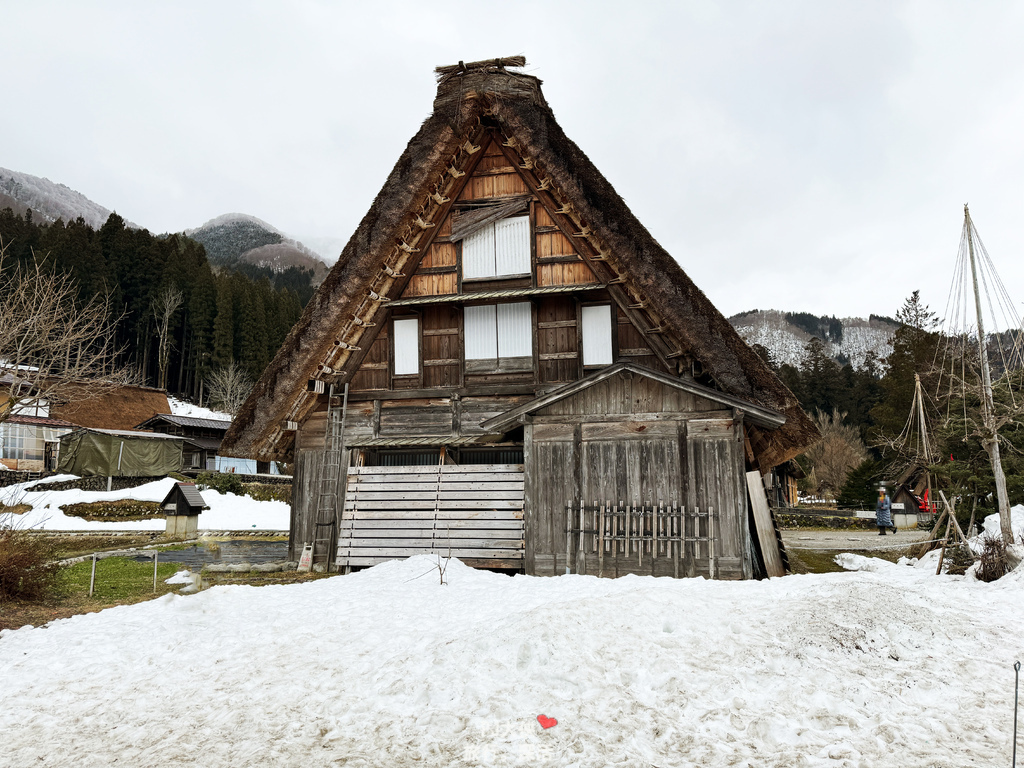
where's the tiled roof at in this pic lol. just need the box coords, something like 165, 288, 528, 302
137, 413, 232, 431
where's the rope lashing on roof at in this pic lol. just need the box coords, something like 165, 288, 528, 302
537, 178, 551, 190
381, 265, 404, 278
368, 290, 390, 303
589, 249, 610, 261
462, 141, 481, 154
519, 158, 535, 169
430, 191, 450, 205
628, 300, 647, 309
447, 165, 465, 178
351, 316, 376, 327
503, 136, 519, 148
413, 215, 435, 230
554, 204, 573, 215
572, 227, 593, 238
317, 364, 335, 374
397, 240, 419, 253
333, 340, 360, 351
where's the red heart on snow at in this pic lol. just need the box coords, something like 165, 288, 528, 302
537, 715, 557, 729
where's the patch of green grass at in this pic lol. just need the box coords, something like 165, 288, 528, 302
65, 557, 184, 602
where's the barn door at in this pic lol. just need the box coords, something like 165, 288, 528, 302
524, 423, 578, 575
686, 418, 750, 580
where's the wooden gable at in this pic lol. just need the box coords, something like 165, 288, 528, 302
345, 129, 667, 394
221, 60, 816, 469
532, 372, 726, 422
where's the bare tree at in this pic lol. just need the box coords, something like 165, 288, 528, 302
153, 285, 183, 391
802, 409, 868, 500
0, 238, 138, 426
206, 361, 253, 416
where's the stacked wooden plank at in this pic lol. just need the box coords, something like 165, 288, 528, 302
337, 464, 524, 569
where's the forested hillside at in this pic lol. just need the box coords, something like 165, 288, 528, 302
0, 208, 305, 403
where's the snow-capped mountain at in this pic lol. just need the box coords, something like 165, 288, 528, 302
185, 213, 330, 280
729, 309, 897, 370
0, 167, 129, 229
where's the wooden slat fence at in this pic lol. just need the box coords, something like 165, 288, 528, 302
336, 464, 524, 569
564, 500, 717, 579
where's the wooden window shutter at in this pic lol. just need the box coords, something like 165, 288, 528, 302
393, 317, 420, 375
581, 304, 613, 366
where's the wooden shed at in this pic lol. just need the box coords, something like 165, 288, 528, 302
220, 57, 818, 579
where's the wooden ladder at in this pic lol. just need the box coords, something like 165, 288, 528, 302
311, 382, 348, 571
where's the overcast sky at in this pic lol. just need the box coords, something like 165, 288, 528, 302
6, 1, 1024, 322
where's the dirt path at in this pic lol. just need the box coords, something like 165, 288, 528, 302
781, 528, 932, 552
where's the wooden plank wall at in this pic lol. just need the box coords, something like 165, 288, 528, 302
537, 372, 721, 419
524, 423, 574, 576
457, 143, 529, 200
537, 295, 579, 383
338, 464, 524, 569
687, 419, 751, 580
524, 374, 752, 580
535, 206, 597, 288
617, 307, 664, 372
422, 305, 461, 388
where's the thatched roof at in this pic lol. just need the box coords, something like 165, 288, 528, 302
50, 385, 171, 432
221, 57, 817, 467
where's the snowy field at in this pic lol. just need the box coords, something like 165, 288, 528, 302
167, 396, 232, 421
0, 475, 289, 531
3, 539, 1024, 766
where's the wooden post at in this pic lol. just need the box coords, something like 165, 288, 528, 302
936, 514, 953, 576
577, 499, 586, 576
654, 499, 661, 562
598, 501, 605, 578
153, 551, 159, 594
565, 500, 573, 575
708, 507, 716, 581
89, 554, 97, 597
673, 501, 680, 579
914, 508, 948, 560
939, 491, 975, 559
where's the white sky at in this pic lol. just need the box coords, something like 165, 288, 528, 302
6, 1, 1024, 320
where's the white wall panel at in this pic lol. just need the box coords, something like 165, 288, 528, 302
581, 304, 613, 366
464, 304, 498, 359
393, 318, 420, 375
462, 226, 495, 279
497, 302, 532, 358
493, 216, 531, 277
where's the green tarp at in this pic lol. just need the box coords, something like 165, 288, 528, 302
58, 429, 184, 477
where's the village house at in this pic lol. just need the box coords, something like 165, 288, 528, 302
133, 413, 276, 474
220, 58, 817, 579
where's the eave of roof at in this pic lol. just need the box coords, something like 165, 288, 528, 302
136, 413, 231, 430
388, 283, 605, 307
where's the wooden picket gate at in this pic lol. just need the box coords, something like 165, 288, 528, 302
335, 464, 525, 570
564, 500, 718, 579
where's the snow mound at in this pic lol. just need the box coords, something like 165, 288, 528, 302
978, 505, 1024, 544
3, 555, 1021, 765
0, 476, 287, 531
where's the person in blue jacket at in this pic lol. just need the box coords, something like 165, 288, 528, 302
876, 488, 896, 535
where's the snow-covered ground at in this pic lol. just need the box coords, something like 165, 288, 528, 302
0, 475, 288, 531
4, 525, 1024, 766
166, 396, 232, 421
